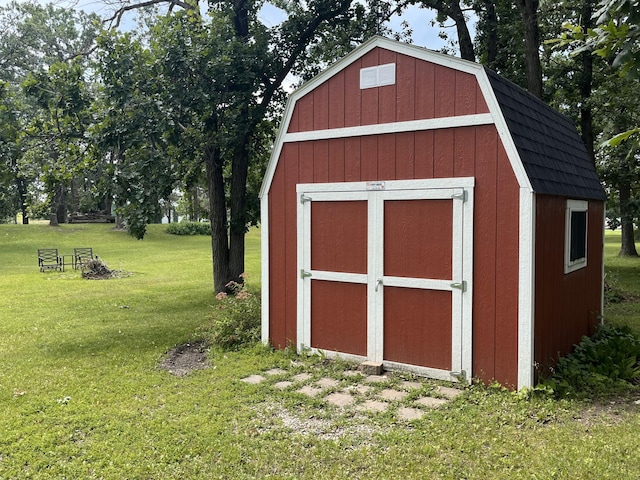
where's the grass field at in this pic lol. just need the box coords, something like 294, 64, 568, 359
0, 223, 639, 479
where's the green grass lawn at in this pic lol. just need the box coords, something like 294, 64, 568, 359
0, 224, 638, 479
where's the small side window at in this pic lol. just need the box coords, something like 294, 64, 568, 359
565, 200, 588, 273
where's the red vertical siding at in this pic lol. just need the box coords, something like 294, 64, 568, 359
415, 60, 435, 119
283, 146, 299, 346
378, 134, 396, 180
327, 71, 345, 129
313, 140, 329, 183
360, 136, 378, 180
415, 130, 434, 178
313, 82, 329, 130
472, 126, 498, 382
493, 145, 520, 388
396, 54, 416, 122
433, 129, 455, 178
328, 139, 345, 182
534, 196, 604, 378
395, 131, 415, 179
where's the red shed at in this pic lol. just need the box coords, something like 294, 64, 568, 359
259, 37, 606, 389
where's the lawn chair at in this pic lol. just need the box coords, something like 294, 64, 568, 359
38, 248, 62, 272
73, 247, 94, 270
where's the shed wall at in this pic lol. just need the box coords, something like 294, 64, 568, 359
268, 125, 521, 386
287, 48, 489, 133
533, 195, 604, 377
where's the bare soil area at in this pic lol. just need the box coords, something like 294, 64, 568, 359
160, 340, 210, 376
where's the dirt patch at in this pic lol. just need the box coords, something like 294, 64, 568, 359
160, 340, 210, 377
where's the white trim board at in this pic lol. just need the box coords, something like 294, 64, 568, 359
282, 114, 494, 143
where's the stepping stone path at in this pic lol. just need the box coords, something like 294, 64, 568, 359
240, 366, 465, 422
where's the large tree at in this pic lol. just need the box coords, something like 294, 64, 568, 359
0, 1, 99, 223
95, 0, 381, 293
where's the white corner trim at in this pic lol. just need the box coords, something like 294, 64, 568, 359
260, 194, 270, 345
475, 69, 533, 193
517, 189, 536, 390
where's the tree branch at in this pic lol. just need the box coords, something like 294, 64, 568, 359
104, 0, 196, 29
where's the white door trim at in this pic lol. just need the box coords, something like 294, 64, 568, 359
297, 178, 474, 382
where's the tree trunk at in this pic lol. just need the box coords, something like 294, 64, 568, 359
515, 0, 543, 99
419, 0, 475, 61
447, 0, 475, 61
482, 0, 498, 68
71, 177, 80, 214
229, 138, 250, 284
580, 0, 595, 165
53, 184, 67, 224
16, 176, 28, 224
619, 181, 638, 256
205, 142, 232, 293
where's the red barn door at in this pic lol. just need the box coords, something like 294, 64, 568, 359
297, 178, 474, 382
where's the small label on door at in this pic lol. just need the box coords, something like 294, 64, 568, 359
366, 181, 385, 191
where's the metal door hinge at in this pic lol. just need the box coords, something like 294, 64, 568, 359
300, 269, 312, 279
300, 194, 312, 204
451, 190, 467, 202
450, 281, 467, 292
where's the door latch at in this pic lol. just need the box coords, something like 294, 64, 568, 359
375, 278, 383, 291
450, 281, 467, 292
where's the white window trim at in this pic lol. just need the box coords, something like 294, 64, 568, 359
565, 199, 588, 274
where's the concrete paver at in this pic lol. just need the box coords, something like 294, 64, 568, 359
415, 396, 448, 408
325, 392, 355, 407
265, 368, 287, 376
397, 407, 426, 421
241, 374, 266, 384
357, 400, 388, 413
400, 381, 423, 390
316, 377, 340, 388
379, 389, 408, 401
297, 385, 324, 397
273, 381, 294, 390
363, 375, 389, 384
292, 372, 313, 383
346, 384, 373, 395
437, 386, 464, 399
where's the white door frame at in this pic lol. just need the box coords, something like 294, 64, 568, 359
297, 178, 474, 383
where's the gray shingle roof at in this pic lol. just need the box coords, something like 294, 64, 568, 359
484, 68, 606, 201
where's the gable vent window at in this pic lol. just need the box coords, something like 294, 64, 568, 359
565, 200, 588, 274
360, 63, 396, 89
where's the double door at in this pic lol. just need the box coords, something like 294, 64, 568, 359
297, 178, 474, 382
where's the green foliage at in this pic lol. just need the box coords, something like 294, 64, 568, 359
166, 220, 212, 236
541, 324, 640, 397
203, 280, 261, 350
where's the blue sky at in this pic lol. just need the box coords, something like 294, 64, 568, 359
0, 0, 463, 53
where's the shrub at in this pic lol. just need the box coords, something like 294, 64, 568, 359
204, 279, 261, 350
541, 324, 640, 397
166, 221, 211, 236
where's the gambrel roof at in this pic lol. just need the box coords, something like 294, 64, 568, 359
484, 69, 606, 201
